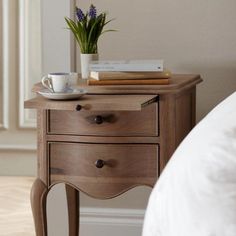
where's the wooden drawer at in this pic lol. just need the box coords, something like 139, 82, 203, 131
49, 142, 158, 198
47, 102, 158, 136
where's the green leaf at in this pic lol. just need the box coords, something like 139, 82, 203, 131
65, 8, 116, 53
87, 14, 104, 46
104, 18, 116, 26
101, 29, 117, 35
65, 18, 81, 44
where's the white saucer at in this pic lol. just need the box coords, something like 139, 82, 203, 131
37, 88, 87, 100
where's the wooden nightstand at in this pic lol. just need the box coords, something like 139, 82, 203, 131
25, 74, 202, 236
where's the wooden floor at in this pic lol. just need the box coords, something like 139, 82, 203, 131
0, 177, 35, 236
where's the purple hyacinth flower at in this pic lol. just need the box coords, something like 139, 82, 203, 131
89, 4, 97, 19
76, 7, 85, 21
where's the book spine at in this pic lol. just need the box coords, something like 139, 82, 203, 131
89, 64, 163, 72
88, 79, 169, 86
90, 71, 171, 80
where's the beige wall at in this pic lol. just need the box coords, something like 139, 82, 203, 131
78, 0, 236, 120
1, 0, 236, 235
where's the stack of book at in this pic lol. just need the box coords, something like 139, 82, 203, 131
87, 60, 171, 86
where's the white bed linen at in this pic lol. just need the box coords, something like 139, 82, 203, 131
142, 92, 236, 236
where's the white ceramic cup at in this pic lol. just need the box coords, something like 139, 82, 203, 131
68, 72, 78, 87
41, 73, 78, 93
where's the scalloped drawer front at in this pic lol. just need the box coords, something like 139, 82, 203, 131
49, 142, 158, 199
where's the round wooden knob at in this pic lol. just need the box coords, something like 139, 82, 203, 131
95, 159, 105, 168
76, 104, 82, 111
94, 115, 104, 124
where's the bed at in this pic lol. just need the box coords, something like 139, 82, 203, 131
142, 92, 236, 236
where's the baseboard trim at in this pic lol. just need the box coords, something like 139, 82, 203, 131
80, 207, 145, 227
0, 144, 37, 151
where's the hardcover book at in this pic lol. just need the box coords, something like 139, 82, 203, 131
90, 71, 171, 80
89, 60, 164, 72
87, 78, 169, 86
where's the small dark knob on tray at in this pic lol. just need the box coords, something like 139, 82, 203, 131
76, 104, 82, 111
95, 159, 106, 168
94, 115, 104, 124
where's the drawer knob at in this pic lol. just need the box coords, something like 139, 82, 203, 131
95, 159, 106, 168
76, 104, 82, 111
94, 115, 104, 124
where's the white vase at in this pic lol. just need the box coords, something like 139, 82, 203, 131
80, 53, 98, 79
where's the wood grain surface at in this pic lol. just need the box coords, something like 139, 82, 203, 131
49, 142, 158, 199
31, 179, 48, 236
25, 95, 158, 111
25, 74, 202, 235
46, 134, 160, 144
31, 74, 202, 95
0, 177, 35, 236
158, 89, 197, 172
37, 110, 48, 185
48, 102, 158, 137
65, 185, 79, 236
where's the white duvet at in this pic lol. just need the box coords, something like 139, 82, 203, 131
142, 92, 236, 236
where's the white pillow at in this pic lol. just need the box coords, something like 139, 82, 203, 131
142, 92, 236, 236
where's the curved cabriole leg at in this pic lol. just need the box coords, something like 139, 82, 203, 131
66, 185, 80, 236
31, 178, 48, 236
